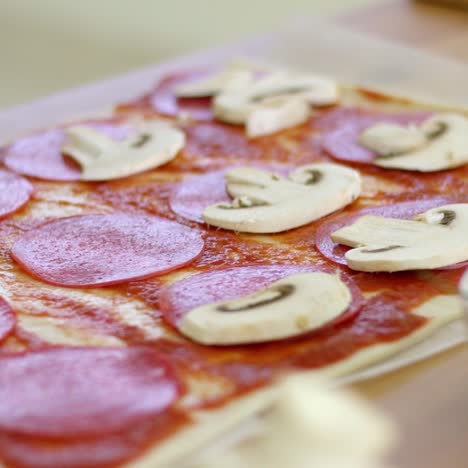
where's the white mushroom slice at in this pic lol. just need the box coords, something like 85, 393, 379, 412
62, 122, 185, 181
361, 113, 468, 172
359, 122, 427, 157
195, 374, 395, 468
331, 203, 468, 272
179, 272, 352, 345
246, 96, 310, 138
193, 374, 395, 468
212, 72, 287, 125
213, 73, 338, 127
173, 66, 254, 98
202, 163, 361, 234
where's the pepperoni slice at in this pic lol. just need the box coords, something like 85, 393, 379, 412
0, 169, 33, 218
170, 170, 230, 223
0, 297, 16, 343
184, 121, 288, 160
0, 346, 182, 438
11, 214, 205, 288
315, 197, 466, 269
151, 70, 214, 120
319, 108, 431, 164
0, 411, 187, 468
160, 265, 363, 330
3, 122, 131, 182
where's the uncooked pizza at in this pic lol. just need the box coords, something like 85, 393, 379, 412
0, 60, 466, 468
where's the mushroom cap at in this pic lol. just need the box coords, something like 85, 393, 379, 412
372, 113, 468, 172
332, 203, 468, 272
202, 163, 361, 234
63, 122, 185, 181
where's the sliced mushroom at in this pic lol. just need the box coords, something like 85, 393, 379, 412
202, 163, 361, 233
179, 272, 352, 345
194, 374, 395, 468
173, 63, 255, 98
213, 72, 338, 136
360, 113, 468, 171
63, 122, 185, 181
331, 203, 468, 272
246, 96, 310, 138
359, 123, 427, 157
213, 72, 281, 125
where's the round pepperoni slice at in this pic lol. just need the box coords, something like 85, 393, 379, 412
170, 170, 230, 223
316, 197, 466, 270
3, 122, 131, 182
11, 214, 205, 288
0, 346, 182, 438
151, 70, 214, 120
160, 264, 363, 330
0, 169, 33, 219
319, 108, 431, 164
0, 411, 187, 468
0, 297, 16, 344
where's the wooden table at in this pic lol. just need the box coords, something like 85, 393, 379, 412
338, 3, 468, 467
340, 0, 468, 63
355, 345, 468, 468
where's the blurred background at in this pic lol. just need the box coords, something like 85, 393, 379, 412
1, 0, 376, 109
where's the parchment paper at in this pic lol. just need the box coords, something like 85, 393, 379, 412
263, 17, 468, 110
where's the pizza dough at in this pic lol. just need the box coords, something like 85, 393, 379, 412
0, 63, 466, 468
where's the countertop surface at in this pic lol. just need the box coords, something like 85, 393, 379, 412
341, 0, 468, 62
